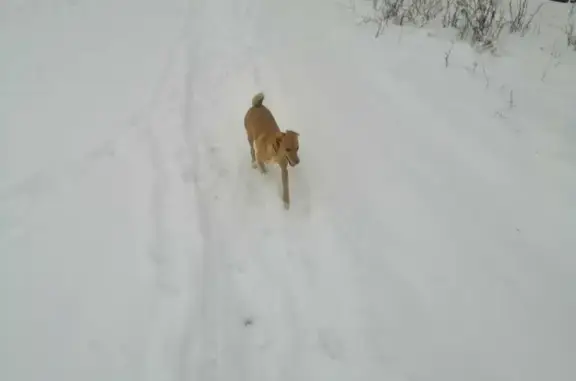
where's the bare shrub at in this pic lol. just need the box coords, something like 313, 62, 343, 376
406, 0, 446, 26
456, 0, 506, 50
567, 5, 576, 50
363, 0, 406, 38
367, 0, 545, 51
567, 24, 576, 50
379, 0, 407, 26
508, 0, 544, 36
508, 0, 528, 33
442, 0, 461, 28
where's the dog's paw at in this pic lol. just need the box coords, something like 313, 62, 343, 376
283, 201, 290, 210
251, 161, 258, 169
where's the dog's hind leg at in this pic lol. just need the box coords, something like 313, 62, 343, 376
247, 136, 258, 169
252, 139, 267, 173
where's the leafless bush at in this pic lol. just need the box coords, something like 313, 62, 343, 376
379, 0, 407, 26
508, 0, 528, 33
508, 0, 544, 36
362, 0, 405, 37
456, 0, 506, 50
442, 0, 460, 28
406, 0, 446, 26
369, 0, 439, 32
567, 5, 576, 50
567, 24, 576, 50
368, 0, 544, 51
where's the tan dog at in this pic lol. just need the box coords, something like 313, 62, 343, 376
244, 92, 300, 209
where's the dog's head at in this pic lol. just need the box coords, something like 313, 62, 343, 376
274, 130, 300, 167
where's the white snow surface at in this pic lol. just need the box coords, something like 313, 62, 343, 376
1, 0, 575, 380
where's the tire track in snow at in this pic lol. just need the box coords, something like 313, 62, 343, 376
172, 0, 307, 379
133, 9, 208, 381
179, 0, 366, 378
181, 0, 317, 378
172, 0, 224, 379
178, 1, 250, 376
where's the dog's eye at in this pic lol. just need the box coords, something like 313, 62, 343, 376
286, 148, 292, 152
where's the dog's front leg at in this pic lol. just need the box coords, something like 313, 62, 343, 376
281, 164, 290, 209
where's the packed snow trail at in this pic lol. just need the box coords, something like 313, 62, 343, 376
178, 1, 381, 379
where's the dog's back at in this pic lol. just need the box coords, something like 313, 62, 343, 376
244, 92, 280, 142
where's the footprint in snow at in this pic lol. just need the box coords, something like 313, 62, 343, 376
243, 317, 254, 327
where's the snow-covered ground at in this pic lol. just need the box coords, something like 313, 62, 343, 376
1, 0, 575, 380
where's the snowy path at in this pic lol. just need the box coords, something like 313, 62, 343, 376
1, 0, 575, 380
172, 0, 379, 379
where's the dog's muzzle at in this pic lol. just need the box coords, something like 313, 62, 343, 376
287, 156, 300, 167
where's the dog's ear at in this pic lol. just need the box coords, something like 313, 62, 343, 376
272, 131, 284, 152
275, 131, 284, 144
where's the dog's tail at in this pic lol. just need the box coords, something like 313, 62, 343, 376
251, 92, 265, 107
